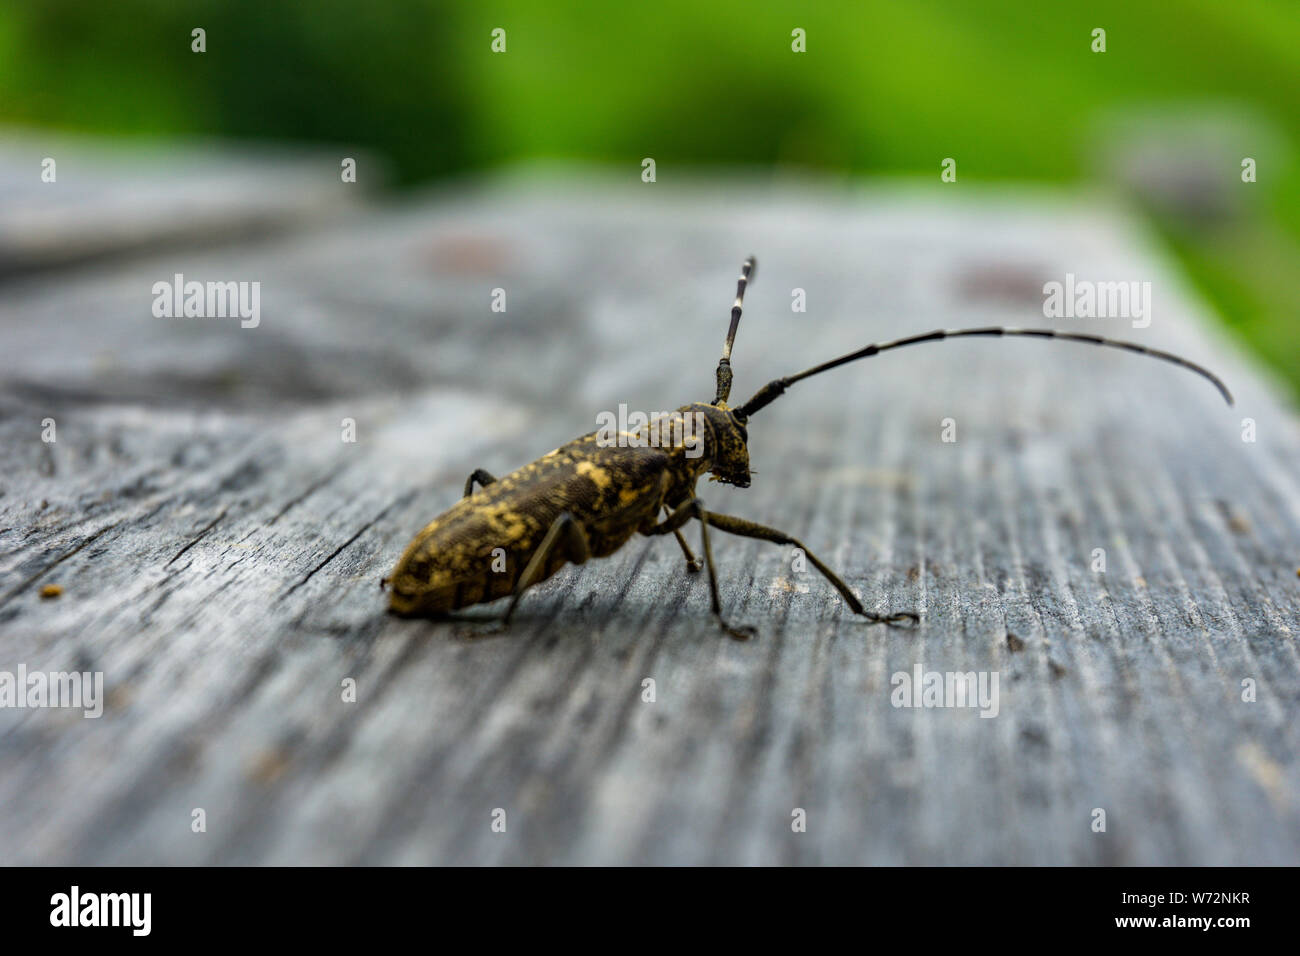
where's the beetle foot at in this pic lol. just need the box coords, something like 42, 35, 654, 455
721, 620, 757, 641
464, 620, 511, 639
860, 610, 920, 629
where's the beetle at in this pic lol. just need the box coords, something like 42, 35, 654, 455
384, 256, 1232, 638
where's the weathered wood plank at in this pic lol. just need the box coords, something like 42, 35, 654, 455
1, 178, 1297, 864
0, 130, 374, 277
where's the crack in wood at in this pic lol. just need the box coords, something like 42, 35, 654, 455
267, 467, 350, 526
165, 507, 229, 567
280, 490, 418, 600
0, 518, 124, 606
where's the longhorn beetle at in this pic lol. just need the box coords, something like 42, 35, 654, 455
384, 256, 1232, 639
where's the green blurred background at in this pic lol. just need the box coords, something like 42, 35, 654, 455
2, 0, 1296, 396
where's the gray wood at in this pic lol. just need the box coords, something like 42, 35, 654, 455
1, 177, 1297, 865
0, 131, 376, 277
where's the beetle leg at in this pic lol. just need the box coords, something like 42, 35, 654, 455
645, 498, 755, 640
666, 506, 704, 573
701, 512, 918, 627
462, 469, 498, 498
501, 512, 590, 626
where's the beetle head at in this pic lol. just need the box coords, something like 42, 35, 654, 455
686, 402, 751, 488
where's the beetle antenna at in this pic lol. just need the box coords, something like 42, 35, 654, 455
733, 326, 1233, 420
713, 256, 756, 405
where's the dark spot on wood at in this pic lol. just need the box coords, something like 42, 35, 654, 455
249, 750, 291, 785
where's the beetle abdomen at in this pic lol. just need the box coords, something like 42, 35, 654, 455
387, 435, 670, 616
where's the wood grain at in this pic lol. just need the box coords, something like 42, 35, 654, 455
1, 177, 1297, 864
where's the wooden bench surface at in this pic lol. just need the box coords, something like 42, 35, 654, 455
1, 174, 1297, 864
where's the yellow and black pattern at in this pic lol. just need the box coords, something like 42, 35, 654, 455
386, 403, 740, 616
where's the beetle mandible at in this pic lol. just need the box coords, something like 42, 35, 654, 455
384, 256, 1232, 639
